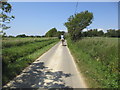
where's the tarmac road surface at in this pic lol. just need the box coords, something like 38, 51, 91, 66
4, 41, 87, 89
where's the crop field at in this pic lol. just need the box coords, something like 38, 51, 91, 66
67, 37, 118, 88
2, 37, 54, 48
2, 37, 59, 85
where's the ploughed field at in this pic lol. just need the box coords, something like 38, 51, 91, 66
67, 37, 119, 88
2, 37, 59, 85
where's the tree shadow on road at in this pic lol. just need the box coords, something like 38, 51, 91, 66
3, 62, 72, 89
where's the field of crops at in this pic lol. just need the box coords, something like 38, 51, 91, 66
67, 37, 118, 88
2, 37, 59, 85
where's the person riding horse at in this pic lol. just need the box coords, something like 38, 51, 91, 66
61, 34, 65, 46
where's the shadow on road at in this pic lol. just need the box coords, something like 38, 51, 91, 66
62, 45, 67, 46
3, 62, 72, 89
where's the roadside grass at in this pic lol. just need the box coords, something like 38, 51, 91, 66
3, 39, 56, 63
2, 38, 59, 85
67, 37, 118, 88
2, 37, 52, 48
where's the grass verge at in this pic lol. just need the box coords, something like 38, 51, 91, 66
67, 37, 118, 88
2, 38, 59, 86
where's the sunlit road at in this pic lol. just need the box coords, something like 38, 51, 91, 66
4, 41, 87, 89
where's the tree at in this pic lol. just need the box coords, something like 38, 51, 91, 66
91, 29, 98, 36
64, 10, 93, 41
98, 30, 104, 36
45, 28, 57, 37
82, 29, 104, 37
82, 31, 88, 37
116, 29, 120, 37
87, 29, 93, 37
0, 0, 15, 35
57, 31, 65, 39
106, 29, 117, 37
16, 34, 27, 38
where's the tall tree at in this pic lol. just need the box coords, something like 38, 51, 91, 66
106, 29, 117, 37
45, 28, 57, 37
0, 0, 15, 35
98, 30, 104, 36
64, 10, 93, 41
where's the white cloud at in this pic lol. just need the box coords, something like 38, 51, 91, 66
82, 28, 108, 33
98, 28, 104, 31
82, 28, 88, 32
59, 29, 67, 32
98, 28, 107, 33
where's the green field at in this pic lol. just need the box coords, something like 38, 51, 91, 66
67, 37, 118, 88
2, 37, 59, 85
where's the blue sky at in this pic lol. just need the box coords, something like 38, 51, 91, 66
6, 2, 118, 36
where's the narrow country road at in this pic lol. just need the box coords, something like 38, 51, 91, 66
4, 41, 87, 89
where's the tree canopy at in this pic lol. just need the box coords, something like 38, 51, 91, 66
0, 1, 15, 34
82, 29, 104, 37
81, 29, 120, 37
64, 10, 93, 41
45, 28, 57, 37
45, 28, 65, 38
105, 29, 118, 37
